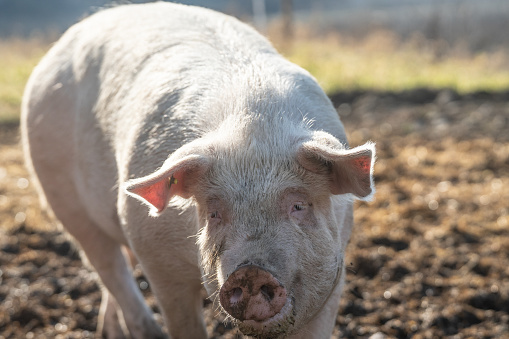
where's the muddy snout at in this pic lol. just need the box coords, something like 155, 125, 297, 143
219, 265, 287, 322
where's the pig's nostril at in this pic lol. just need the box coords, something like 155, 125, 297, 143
230, 287, 243, 303
220, 265, 287, 322
260, 284, 274, 301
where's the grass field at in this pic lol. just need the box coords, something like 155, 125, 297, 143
280, 31, 509, 94
0, 38, 48, 124
1, 32, 509, 123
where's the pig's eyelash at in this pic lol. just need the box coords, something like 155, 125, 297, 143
209, 211, 220, 219
292, 203, 307, 211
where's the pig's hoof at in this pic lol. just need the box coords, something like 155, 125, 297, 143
219, 265, 288, 322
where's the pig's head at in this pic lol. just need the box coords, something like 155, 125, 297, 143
124, 120, 375, 337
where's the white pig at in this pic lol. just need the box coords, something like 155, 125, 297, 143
21, 3, 375, 338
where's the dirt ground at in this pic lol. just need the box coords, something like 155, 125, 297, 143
1, 89, 508, 338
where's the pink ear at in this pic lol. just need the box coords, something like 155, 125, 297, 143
329, 147, 375, 198
297, 133, 375, 200
123, 154, 210, 215
128, 178, 173, 213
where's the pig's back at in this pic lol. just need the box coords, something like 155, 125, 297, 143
64, 2, 344, 156
23, 3, 279, 175
23, 2, 346, 220
64, 3, 290, 173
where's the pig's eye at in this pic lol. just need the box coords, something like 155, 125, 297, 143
209, 211, 221, 219
284, 192, 311, 220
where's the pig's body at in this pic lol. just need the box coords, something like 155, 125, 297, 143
22, 3, 374, 338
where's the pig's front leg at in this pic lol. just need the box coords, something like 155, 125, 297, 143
77, 236, 164, 339
289, 268, 345, 339
126, 206, 207, 339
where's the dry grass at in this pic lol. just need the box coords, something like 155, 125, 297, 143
1, 30, 509, 124
273, 30, 509, 94
0, 38, 48, 123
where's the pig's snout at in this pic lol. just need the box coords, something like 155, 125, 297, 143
219, 265, 287, 322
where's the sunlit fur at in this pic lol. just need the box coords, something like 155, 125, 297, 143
22, 2, 373, 338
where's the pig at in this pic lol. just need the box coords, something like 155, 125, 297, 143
21, 2, 375, 338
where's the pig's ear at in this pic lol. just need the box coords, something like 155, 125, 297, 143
297, 132, 376, 200
123, 154, 210, 216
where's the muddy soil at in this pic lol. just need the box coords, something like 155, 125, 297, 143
1, 89, 508, 338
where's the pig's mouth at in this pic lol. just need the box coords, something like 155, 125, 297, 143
236, 297, 295, 338
235, 259, 344, 337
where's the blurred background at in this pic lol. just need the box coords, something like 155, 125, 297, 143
1, 1, 508, 338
